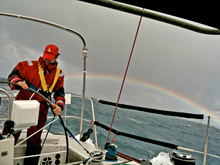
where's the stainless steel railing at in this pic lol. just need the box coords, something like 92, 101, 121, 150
1, 92, 220, 164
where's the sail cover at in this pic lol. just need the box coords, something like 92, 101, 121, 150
98, 100, 204, 119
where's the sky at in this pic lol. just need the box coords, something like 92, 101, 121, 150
1, 0, 220, 127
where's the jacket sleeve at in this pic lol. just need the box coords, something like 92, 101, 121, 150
53, 71, 65, 110
8, 61, 26, 90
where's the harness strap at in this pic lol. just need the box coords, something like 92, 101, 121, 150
38, 62, 60, 93
49, 67, 60, 93
38, 62, 48, 92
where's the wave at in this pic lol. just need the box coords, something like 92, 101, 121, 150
149, 152, 173, 165
126, 116, 142, 124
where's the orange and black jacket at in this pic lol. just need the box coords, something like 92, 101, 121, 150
8, 57, 65, 109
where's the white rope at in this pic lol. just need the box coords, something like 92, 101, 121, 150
177, 146, 220, 159
14, 117, 58, 148
29, 88, 40, 100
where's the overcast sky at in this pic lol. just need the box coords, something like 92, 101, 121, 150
1, 0, 220, 126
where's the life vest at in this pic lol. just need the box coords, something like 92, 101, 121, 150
38, 62, 60, 94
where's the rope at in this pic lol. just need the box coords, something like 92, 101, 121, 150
106, 9, 143, 143
60, 121, 90, 154
14, 117, 59, 148
177, 146, 220, 159
117, 152, 141, 164
111, 131, 118, 143
90, 120, 94, 128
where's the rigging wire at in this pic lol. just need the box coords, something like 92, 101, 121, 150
40, 115, 56, 154
106, 9, 143, 143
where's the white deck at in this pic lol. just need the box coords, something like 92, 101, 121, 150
11, 129, 140, 165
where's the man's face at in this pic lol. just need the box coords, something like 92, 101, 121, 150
44, 57, 56, 65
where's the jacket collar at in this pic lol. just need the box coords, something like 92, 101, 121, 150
38, 57, 58, 72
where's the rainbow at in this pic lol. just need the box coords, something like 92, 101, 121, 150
66, 72, 220, 126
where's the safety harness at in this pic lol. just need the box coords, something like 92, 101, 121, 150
38, 62, 60, 95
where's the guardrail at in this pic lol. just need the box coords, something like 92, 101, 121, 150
0, 93, 98, 147
0, 92, 220, 164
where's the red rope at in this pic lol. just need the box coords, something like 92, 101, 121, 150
111, 131, 118, 143
106, 12, 143, 143
117, 152, 141, 164
90, 120, 94, 128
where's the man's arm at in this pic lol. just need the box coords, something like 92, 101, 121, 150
8, 62, 26, 90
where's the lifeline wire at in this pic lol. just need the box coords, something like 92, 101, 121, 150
14, 117, 59, 148
106, 9, 143, 143
0, 81, 69, 163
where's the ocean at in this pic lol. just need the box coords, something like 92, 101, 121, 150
0, 81, 220, 165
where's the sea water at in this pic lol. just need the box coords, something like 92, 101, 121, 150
0, 84, 220, 165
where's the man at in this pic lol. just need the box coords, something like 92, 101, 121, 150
7, 44, 65, 164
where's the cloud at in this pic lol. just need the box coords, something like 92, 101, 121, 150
213, 99, 220, 110
1, 0, 220, 125
0, 32, 41, 77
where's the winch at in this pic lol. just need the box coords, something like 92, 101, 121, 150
105, 143, 118, 160
90, 150, 104, 165
170, 150, 196, 165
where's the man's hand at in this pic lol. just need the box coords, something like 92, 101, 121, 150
17, 81, 28, 90
52, 103, 62, 116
